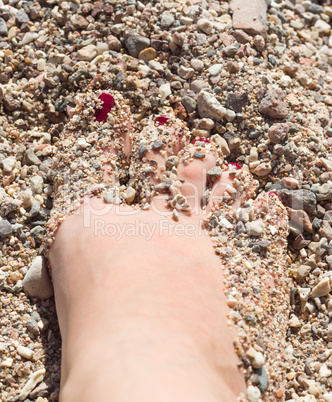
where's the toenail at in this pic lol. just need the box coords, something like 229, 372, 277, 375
268, 191, 281, 199
225, 162, 242, 170
155, 116, 170, 126
191, 137, 210, 145
95, 92, 115, 123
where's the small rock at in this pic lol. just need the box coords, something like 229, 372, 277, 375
3, 93, 20, 112
177, 65, 194, 80
210, 134, 230, 157
191, 80, 210, 93
311, 277, 331, 298
208, 64, 223, 76
197, 91, 227, 120
0, 18, 8, 35
193, 151, 205, 159
25, 149, 41, 166
139, 142, 147, 159
19, 369, 45, 401
181, 96, 196, 113
191, 59, 204, 70
108, 35, 122, 51
208, 166, 223, 179
159, 83, 171, 102
30, 176, 44, 194
259, 89, 288, 119
166, 156, 179, 170
254, 366, 269, 392
314, 19, 331, 33
247, 385, 261, 402
21, 32, 38, 45
125, 187, 136, 203
138, 47, 157, 63
17, 345, 34, 359
0, 220, 12, 237
253, 35, 265, 52
197, 18, 213, 35
246, 347, 265, 369
289, 315, 301, 327
287, 208, 313, 233
125, 33, 150, 58
254, 162, 272, 176
16, 9, 30, 24
319, 220, 332, 241
22, 256, 54, 299
278, 189, 317, 215
70, 14, 89, 29
226, 92, 249, 113
160, 11, 174, 28
77, 45, 98, 61
268, 123, 289, 143
2, 156, 16, 172
246, 220, 264, 236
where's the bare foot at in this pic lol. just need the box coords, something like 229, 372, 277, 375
47, 95, 289, 402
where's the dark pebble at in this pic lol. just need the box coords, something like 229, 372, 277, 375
139, 142, 147, 159
278, 189, 317, 214
193, 151, 205, 159
226, 92, 249, 113
312, 218, 322, 230
0, 220, 13, 237
254, 366, 269, 393
152, 140, 164, 150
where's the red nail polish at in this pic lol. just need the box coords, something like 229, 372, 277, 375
95, 92, 115, 123
191, 137, 211, 144
225, 163, 242, 170
155, 116, 170, 126
268, 191, 281, 199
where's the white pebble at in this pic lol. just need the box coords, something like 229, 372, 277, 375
19, 369, 45, 401
2, 156, 16, 172
197, 18, 213, 34
219, 217, 233, 229
208, 64, 223, 76
77, 138, 90, 149
17, 345, 34, 359
1, 357, 13, 367
247, 385, 261, 402
319, 364, 332, 379
125, 187, 136, 203
246, 220, 264, 236
311, 277, 331, 298
246, 346, 265, 369
21, 32, 38, 45
159, 83, 171, 102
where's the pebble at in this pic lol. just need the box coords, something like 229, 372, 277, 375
160, 11, 174, 29
22, 256, 54, 299
17, 345, 34, 359
246, 220, 264, 236
177, 65, 194, 79
278, 189, 317, 215
30, 176, 44, 194
181, 96, 196, 113
193, 151, 205, 159
19, 369, 46, 401
197, 91, 227, 120
125, 33, 150, 58
138, 47, 157, 63
210, 134, 230, 157
0, 219, 13, 237
77, 45, 98, 61
226, 92, 249, 113
104, 191, 122, 205
159, 83, 171, 102
247, 385, 261, 402
246, 346, 266, 369
208, 64, 223, 76
259, 89, 288, 119
311, 277, 331, 298
268, 123, 289, 143
21, 32, 38, 46
254, 162, 272, 177
190, 59, 204, 70
0, 18, 8, 35
2, 156, 16, 172
197, 18, 213, 35
255, 366, 269, 392
125, 187, 136, 203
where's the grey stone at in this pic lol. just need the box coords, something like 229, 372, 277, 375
25, 148, 41, 166
22, 256, 54, 299
160, 11, 174, 28
197, 91, 227, 120
0, 18, 8, 35
125, 33, 150, 58
193, 151, 205, 159
16, 9, 30, 24
0, 220, 12, 237
268, 123, 289, 143
152, 140, 164, 150
259, 89, 288, 119
254, 366, 269, 393
181, 96, 197, 113
307, 4, 323, 14
226, 92, 249, 113
139, 142, 147, 159
278, 189, 317, 214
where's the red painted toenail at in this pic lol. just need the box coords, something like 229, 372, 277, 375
225, 163, 242, 170
268, 191, 281, 199
95, 92, 115, 123
155, 116, 170, 126
191, 137, 211, 144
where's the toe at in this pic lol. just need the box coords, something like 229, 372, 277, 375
176, 143, 218, 214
